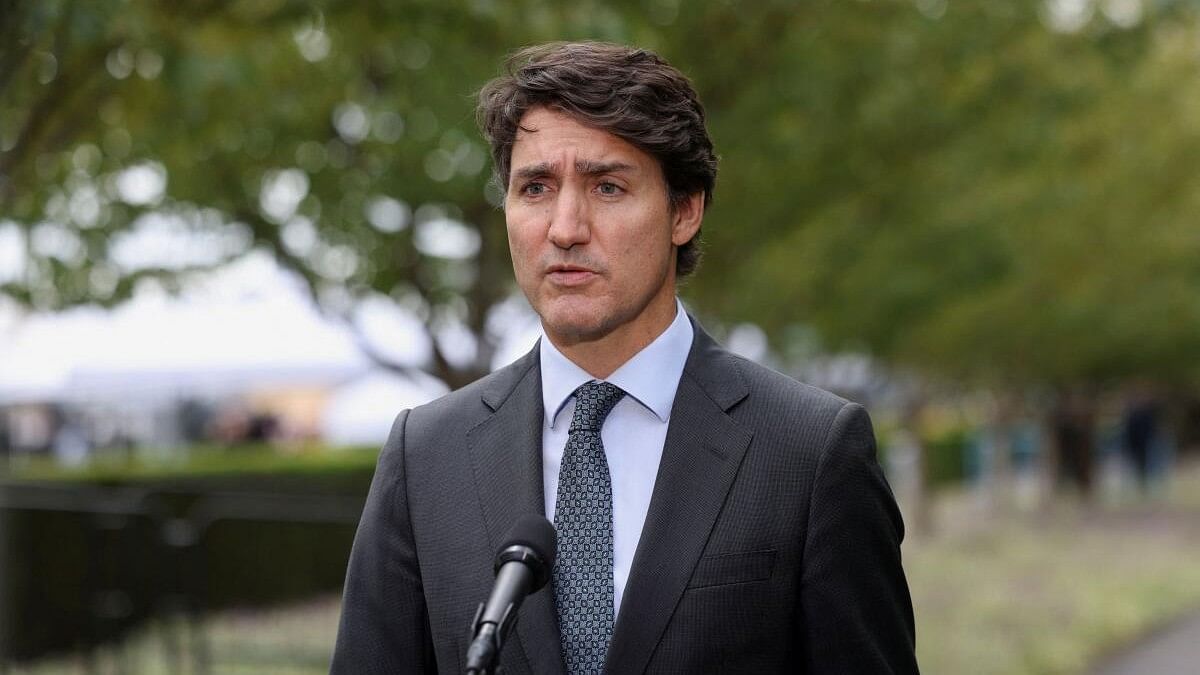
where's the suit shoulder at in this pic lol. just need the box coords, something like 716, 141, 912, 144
707, 351, 861, 447
404, 352, 537, 428
730, 352, 849, 412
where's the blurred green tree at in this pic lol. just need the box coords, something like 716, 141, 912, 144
3, 0, 1200, 394
687, 0, 1200, 390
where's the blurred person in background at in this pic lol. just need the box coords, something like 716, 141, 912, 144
1123, 385, 1163, 494
1052, 388, 1096, 499
333, 41, 917, 674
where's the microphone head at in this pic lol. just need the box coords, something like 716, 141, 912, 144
495, 514, 557, 591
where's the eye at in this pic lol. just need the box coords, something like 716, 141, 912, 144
521, 181, 548, 197
597, 182, 623, 196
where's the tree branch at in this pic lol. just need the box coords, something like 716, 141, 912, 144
0, 0, 37, 96
0, 36, 120, 182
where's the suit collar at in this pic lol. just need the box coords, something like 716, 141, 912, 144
679, 316, 750, 412
468, 345, 566, 675
479, 341, 540, 412
606, 318, 753, 674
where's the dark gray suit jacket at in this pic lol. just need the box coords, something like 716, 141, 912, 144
332, 320, 918, 674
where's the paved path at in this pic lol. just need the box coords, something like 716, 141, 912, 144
1090, 610, 1200, 675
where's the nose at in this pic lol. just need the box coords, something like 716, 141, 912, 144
546, 184, 590, 249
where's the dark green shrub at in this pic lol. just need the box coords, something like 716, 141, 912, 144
924, 427, 970, 489
1, 445, 378, 663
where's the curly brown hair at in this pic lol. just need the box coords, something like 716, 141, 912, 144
477, 41, 717, 277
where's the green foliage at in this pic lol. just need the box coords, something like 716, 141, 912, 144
923, 425, 970, 488
686, 1, 1200, 388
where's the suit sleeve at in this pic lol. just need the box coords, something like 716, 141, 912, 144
331, 410, 437, 673
799, 402, 919, 674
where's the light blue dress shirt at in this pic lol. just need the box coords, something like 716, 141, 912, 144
539, 299, 694, 618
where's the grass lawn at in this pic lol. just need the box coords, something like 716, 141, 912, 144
908, 460, 1200, 674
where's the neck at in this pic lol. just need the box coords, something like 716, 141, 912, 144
548, 295, 679, 380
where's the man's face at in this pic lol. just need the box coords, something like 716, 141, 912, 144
504, 107, 701, 349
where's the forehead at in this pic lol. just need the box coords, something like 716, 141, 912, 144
510, 107, 654, 170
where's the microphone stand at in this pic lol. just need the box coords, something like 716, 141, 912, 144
464, 601, 516, 674
464, 544, 544, 674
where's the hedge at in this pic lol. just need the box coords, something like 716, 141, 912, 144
0, 445, 378, 663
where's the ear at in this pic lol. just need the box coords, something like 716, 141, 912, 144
670, 192, 704, 246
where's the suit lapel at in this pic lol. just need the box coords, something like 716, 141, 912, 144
605, 322, 753, 674
466, 345, 566, 675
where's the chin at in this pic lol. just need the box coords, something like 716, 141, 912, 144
538, 304, 612, 344
542, 317, 608, 345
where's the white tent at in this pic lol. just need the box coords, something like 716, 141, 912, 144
0, 294, 374, 405
321, 370, 449, 446
0, 251, 449, 404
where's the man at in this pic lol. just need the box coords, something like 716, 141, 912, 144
332, 42, 918, 674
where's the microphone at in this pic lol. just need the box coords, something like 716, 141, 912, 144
465, 514, 557, 674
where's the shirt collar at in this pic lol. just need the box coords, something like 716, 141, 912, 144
540, 299, 694, 428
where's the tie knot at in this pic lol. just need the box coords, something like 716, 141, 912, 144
568, 381, 626, 432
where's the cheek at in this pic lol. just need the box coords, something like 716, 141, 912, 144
505, 220, 533, 260
505, 207, 548, 258
507, 228, 548, 292
509, 242, 536, 281
617, 217, 673, 262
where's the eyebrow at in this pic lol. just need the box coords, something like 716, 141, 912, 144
576, 159, 638, 176
511, 160, 639, 181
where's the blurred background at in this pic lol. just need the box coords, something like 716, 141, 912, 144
3, 1, 1200, 673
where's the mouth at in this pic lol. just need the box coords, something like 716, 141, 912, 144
545, 264, 598, 286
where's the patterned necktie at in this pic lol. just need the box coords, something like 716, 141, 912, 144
554, 380, 626, 675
